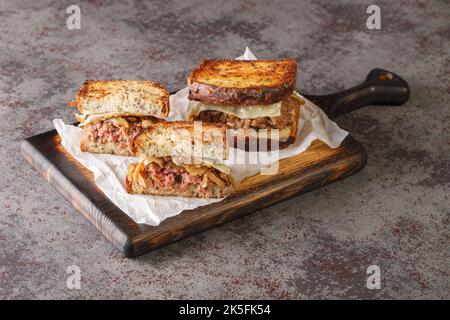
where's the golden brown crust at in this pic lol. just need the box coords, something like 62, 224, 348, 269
75, 80, 170, 118
188, 59, 297, 105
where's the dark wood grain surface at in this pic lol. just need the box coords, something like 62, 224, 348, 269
21, 130, 367, 257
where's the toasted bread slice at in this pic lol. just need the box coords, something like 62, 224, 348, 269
188, 59, 297, 105
71, 80, 169, 118
79, 116, 162, 156
134, 121, 228, 163
126, 157, 234, 198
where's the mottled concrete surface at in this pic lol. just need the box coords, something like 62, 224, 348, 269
0, 0, 449, 299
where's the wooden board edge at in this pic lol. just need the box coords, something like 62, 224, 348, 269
20, 139, 132, 256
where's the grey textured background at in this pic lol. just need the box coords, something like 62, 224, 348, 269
1, 0, 449, 299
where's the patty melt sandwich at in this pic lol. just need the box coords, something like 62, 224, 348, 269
187, 59, 303, 150
69, 80, 169, 156
126, 121, 234, 198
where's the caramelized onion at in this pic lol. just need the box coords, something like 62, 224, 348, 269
182, 164, 209, 176
206, 171, 226, 189
107, 117, 129, 129
141, 119, 154, 128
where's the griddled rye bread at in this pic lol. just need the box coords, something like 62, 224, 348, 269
71, 80, 170, 118
134, 121, 228, 162
188, 59, 297, 105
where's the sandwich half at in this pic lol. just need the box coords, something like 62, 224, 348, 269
126, 157, 234, 198
69, 80, 170, 156
126, 121, 234, 198
187, 59, 303, 150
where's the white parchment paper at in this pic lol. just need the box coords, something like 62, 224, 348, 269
54, 48, 348, 226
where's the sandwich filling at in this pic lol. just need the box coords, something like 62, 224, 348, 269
192, 94, 303, 141
128, 157, 234, 197
192, 101, 283, 119
82, 116, 160, 150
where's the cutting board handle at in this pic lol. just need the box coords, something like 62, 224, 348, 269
302, 68, 410, 118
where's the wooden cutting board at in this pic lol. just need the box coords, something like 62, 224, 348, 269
21, 69, 409, 257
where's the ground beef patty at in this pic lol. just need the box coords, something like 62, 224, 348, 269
84, 116, 158, 149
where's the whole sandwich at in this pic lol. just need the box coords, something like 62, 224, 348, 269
126, 121, 234, 198
69, 80, 169, 156
187, 59, 303, 150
